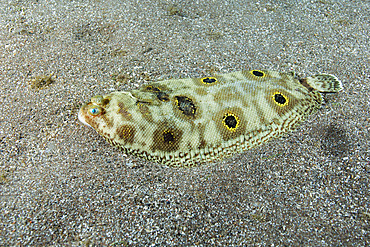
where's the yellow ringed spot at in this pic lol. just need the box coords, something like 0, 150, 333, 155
201, 77, 217, 84
250, 70, 266, 77
272, 91, 289, 107
222, 112, 240, 132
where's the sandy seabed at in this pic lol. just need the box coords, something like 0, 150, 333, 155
0, 0, 369, 245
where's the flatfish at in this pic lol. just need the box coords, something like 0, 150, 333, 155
78, 70, 343, 167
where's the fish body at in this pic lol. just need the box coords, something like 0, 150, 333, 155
78, 70, 342, 167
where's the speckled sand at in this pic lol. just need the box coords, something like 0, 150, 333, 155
0, 0, 369, 245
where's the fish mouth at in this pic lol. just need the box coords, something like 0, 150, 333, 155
78, 105, 92, 127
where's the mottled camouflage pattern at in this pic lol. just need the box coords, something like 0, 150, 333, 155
79, 70, 342, 167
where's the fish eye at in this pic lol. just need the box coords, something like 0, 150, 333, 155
91, 95, 112, 106
88, 106, 102, 116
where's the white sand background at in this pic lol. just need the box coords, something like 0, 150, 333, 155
0, 0, 369, 245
